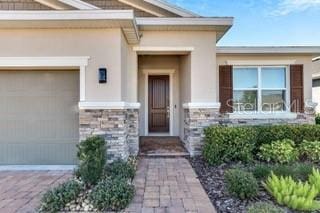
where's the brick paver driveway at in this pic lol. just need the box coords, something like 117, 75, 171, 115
127, 157, 216, 213
0, 171, 72, 213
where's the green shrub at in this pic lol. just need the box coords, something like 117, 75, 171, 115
316, 114, 320, 125
247, 202, 284, 213
263, 172, 320, 211
224, 169, 258, 200
203, 126, 257, 165
300, 140, 320, 162
258, 139, 298, 164
251, 163, 314, 181
89, 178, 135, 211
203, 125, 320, 164
76, 136, 106, 185
251, 164, 272, 180
39, 180, 83, 212
273, 163, 314, 181
105, 160, 136, 180
256, 124, 320, 149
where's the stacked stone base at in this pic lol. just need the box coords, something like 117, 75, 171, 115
79, 108, 139, 162
184, 108, 315, 156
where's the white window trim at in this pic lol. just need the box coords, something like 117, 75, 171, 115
227, 60, 296, 66
0, 56, 89, 102
231, 65, 292, 117
143, 69, 175, 136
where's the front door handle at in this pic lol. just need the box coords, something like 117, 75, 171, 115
167, 106, 170, 118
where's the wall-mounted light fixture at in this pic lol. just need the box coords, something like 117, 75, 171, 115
99, 68, 107, 83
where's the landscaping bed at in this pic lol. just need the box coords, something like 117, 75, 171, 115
38, 136, 137, 213
190, 157, 288, 213
191, 124, 320, 213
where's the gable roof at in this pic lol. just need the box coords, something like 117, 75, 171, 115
143, 0, 199, 17
34, 0, 198, 17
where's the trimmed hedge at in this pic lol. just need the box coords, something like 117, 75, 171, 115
203, 124, 320, 165
203, 126, 257, 165
255, 124, 320, 149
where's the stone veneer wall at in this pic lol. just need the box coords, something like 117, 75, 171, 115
79, 109, 139, 162
184, 108, 315, 156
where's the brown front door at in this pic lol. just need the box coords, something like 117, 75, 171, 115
148, 75, 170, 133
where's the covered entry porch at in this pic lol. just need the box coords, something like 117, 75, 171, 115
134, 45, 218, 156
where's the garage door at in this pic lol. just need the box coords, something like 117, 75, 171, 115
0, 70, 79, 165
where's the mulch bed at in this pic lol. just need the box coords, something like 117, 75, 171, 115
189, 157, 294, 213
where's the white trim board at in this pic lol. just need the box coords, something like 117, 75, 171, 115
183, 102, 221, 109
0, 56, 90, 102
143, 0, 198, 17
118, 0, 164, 17
58, 0, 99, 9
0, 10, 135, 20
143, 69, 175, 136
133, 46, 194, 53
217, 46, 320, 54
229, 112, 297, 120
79, 102, 141, 109
0, 165, 76, 171
226, 60, 296, 66
34, 0, 74, 10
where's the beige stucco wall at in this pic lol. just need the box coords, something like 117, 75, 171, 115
122, 34, 138, 103
217, 54, 316, 102
312, 60, 320, 112
312, 87, 320, 113
0, 28, 124, 102
314, 60, 320, 74
138, 55, 181, 136
139, 31, 217, 103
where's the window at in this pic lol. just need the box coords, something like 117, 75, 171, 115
233, 66, 288, 113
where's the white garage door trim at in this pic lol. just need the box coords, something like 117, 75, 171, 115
0, 56, 89, 169
0, 56, 89, 101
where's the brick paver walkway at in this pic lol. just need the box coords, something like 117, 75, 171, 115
0, 171, 72, 213
126, 157, 216, 213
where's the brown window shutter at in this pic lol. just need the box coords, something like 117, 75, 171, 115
290, 64, 304, 113
219, 65, 233, 113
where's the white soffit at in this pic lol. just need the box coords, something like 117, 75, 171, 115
0, 10, 139, 44
143, 0, 199, 17
217, 46, 320, 54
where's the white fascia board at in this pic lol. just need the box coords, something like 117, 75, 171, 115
313, 56, 320, 62
58, 0, 99, 9
217, 46, 320, 54
136, 17, 234, 26
119, 0, 165, 17
34, 0, 74, 10
0, 10, 135, 21
143, 0, 199, 17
